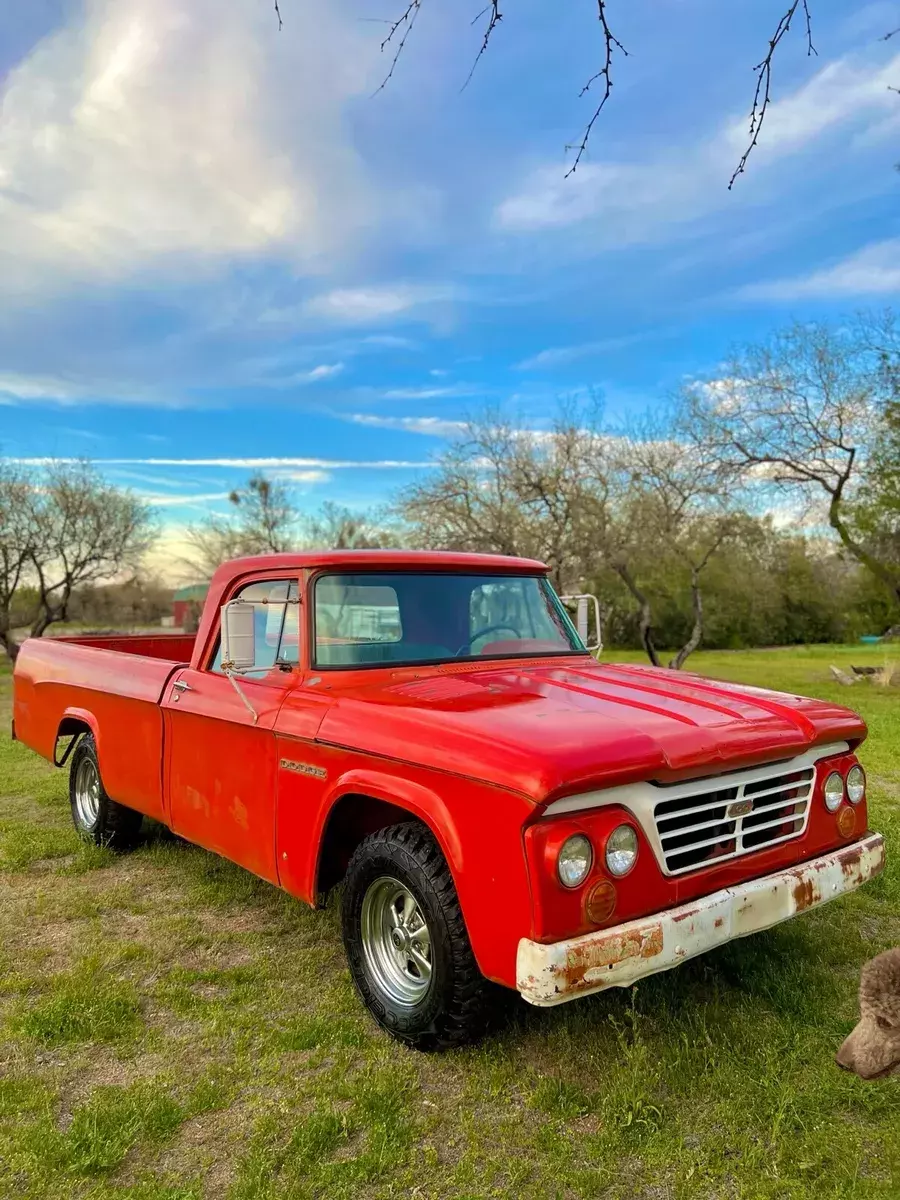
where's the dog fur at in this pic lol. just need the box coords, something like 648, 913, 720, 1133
836, 948, 900, 1079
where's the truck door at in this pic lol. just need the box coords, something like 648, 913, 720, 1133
161, 577, 301, 884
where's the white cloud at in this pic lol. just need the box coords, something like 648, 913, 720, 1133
739, 238, 900, 300
381, 384, 476, 400
265, 468, 332, 484
12, 456, 432, 470
261, 362, 344, 386
302, 284, 457, 325
721, 55, 900, 159
348, 414, 466, 437
140, 491, 232, 506
0, 0, 375, 297
0, 369, 188, 405
495, 51, 900, 237
0, 372, 89, 401
306, 363, 344, 381
360, 335, 420, 350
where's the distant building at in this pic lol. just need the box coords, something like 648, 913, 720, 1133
172, 583, 209, 630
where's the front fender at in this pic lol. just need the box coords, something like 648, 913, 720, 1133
275, 749, 535, 988
316, 767, 464, 877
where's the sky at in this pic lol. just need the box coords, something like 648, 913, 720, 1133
1, 0, 899, 579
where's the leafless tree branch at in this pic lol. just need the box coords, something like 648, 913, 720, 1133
729, 1, 816, 190
565, 1, 628, 177
374, 0, 425, 96
461, 3, 503, 91
274, 0, 283, 32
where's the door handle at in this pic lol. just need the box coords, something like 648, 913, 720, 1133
172, 680, 192, 693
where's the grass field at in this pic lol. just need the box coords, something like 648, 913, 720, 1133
1, 645, 898, 1200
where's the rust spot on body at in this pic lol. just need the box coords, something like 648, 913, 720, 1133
558, 923, 664, 992
672, 907, 701, 924
792, 877, 817, 911
714, 917, 724, 929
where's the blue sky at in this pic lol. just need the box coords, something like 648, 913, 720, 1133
1, 0, 899, 576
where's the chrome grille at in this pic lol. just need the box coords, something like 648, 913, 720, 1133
653, 765, 815, 875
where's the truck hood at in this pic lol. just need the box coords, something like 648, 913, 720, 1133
314, 657, 866, 803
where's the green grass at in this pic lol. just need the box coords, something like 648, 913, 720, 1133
0, 645, 898, 1198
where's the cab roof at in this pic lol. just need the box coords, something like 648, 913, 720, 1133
192, 552, 550, 668
211, 549, 549, 581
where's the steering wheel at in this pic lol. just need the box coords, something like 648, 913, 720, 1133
455, 624, 522, 657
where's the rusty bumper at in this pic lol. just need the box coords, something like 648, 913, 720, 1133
517, 833, 885, 1007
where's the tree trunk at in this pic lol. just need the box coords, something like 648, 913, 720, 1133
669, 568, 703, 670
614, 563, 661, 667
0, 631, 20, 664
30, 609, 55, 639
829, 494, 900, 609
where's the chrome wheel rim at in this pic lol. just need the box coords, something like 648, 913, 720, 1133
74, 758, 101, 828
360, 876, 433, 1007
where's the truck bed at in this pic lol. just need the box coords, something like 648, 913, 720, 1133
52, 632, 197, 661
12, 633, 196, 823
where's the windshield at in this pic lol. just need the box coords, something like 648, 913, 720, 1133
313, 572, 585, 668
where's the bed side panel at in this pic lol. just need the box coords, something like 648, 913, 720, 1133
13, 639, 180, 822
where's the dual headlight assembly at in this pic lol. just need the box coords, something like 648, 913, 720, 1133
823, 763, 865, 812
557, 825, 638, 889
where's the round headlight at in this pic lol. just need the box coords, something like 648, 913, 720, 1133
557, 834, 593, 888
846, 764, 865, 805
823, 771, 844, 812
605, 824, 639, 877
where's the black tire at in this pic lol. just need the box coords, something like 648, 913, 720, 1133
341, 821, 501, 1050
68, 734, 143, 849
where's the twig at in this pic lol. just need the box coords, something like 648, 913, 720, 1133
565, 1, 628, 177
461, 2, 503, 91
729, 1, 816, 189
374, 1, 425, 96
882, 26, 900, 41
274, 0, 283, 31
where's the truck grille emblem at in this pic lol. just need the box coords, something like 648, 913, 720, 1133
726, 798, 754, 819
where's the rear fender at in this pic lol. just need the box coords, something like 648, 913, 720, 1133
56, 708, 99, 766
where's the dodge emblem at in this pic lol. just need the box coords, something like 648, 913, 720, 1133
727, 798, 754, 819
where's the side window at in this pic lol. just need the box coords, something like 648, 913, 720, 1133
210, 579, 300, 674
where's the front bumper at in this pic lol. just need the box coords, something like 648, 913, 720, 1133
517, 833, 885, 1006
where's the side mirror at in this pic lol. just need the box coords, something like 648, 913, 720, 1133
221, 600, 256, 670
561, 593, 603, 653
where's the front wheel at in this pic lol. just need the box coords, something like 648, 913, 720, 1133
69, 734, 143, 849
341, 822, 500, 1050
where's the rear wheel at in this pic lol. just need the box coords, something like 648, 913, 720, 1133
341, 821, 501, 1050
69, 735, 143, 849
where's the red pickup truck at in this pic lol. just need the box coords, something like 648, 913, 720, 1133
12, 551, 884, 1048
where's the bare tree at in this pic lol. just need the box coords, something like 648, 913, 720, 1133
399, 412, 598, 592
183, 473, 298, 579
371, 1, 823, 183
0, 462, 39, 663
228, 474, 297, 553
612, 427, 739, 667
681, 317, 900, 611
0, 461, 155, 662
397, 407, 735, 667
303, 501, 401, 550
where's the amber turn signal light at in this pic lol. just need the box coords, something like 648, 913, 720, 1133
837, 806, 856, 839
585, 879, 617, 925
